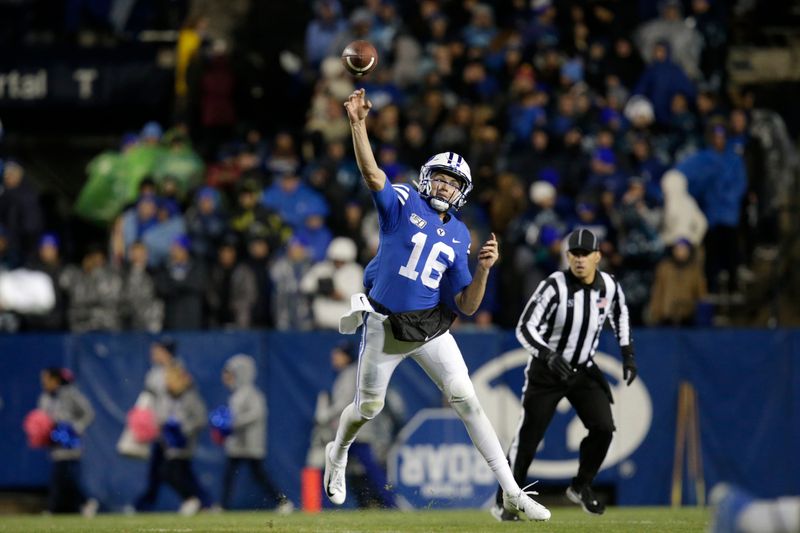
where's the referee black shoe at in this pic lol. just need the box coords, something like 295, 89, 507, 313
566, 484, 605, 515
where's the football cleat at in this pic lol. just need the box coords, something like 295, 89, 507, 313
566, 484, 605, 515
490, 503, 521, 522
324, 442, 347, 505
276, 498, 295, 515
178, 497, 201, 516
503, 483, 551, 521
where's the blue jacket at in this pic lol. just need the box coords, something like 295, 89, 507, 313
262, 183, 329, 230
676, 148, 747, 227
634, 59, 696, 125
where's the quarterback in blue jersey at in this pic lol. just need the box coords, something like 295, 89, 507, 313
323, 89, 550, 521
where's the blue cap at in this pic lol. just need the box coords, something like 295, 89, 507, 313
539, 225, 561, 247
560, 59, 583, 83
594, 147, 616, 165
173, 234, 191, 249
140, 121, 163, 140
39, 233, 60, 248
539, 167, 560, 186
159, 198, 181, 217
120, 132, 139, 149
289, 233, 310, 247
196, 186, 219, 207
600, 107, 620, 125
154, 336, 177, 355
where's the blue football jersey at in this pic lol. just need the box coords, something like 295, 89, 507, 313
364, 183, 472, 313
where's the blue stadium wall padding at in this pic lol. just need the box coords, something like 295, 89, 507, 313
1, 329, 798, 508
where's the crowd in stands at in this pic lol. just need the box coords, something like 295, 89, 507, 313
1, 0, 798, 333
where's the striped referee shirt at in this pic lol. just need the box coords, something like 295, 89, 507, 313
516, 269, 633, 368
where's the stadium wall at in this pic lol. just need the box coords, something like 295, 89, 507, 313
0, 329, 798, 509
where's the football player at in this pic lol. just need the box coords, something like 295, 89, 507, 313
324, 89, 550, 521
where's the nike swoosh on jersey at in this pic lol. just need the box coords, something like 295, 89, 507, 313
452, 239, 461, 243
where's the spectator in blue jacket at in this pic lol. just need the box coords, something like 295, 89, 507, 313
633, 41, 697, 126
676, 123, 747, 292
304, 0, 347, 69
262, 172, 329, 230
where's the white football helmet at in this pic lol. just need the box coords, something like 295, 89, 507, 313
418, 152, 473, 212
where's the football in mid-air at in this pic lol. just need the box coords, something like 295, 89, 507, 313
341, 40, 378, 77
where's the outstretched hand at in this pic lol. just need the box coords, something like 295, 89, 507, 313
477, 232, 499, 269
344, 88, 372, 124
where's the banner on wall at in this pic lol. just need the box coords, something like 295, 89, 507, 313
0, 329, 798, 510
388, 350, 654, 509
0, 50, 170, 108
388, 409, 496, 509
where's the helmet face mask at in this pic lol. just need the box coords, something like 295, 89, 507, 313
418, 152, 473, 212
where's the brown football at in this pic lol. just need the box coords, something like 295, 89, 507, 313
341, 40, 379, 77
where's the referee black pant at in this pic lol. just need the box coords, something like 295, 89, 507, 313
496, 357, 615, 504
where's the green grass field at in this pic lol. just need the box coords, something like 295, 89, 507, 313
0, 507, 710, 533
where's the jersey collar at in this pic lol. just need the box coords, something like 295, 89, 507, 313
564, 268, 604, 291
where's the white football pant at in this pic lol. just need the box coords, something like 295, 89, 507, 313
330, 313, 521, 496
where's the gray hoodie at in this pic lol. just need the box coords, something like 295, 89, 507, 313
660, 169, 708, 247
155, 384, 207, 460
224, 354, 267, 458
37, 384, 95, 461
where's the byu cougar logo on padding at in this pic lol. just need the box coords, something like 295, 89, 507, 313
471, 349, 652, 478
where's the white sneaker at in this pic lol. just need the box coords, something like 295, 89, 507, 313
179, 497, 201, 516
276, 499, 295, 515
503, 485, 551, 521
81, 498, 99, 518
323, 441, 347, 505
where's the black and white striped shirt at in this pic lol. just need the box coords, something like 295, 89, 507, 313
516, 269, 633, 367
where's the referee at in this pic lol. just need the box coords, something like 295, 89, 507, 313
492, 228, 637, 520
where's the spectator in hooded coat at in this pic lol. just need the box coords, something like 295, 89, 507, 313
214, 354, 293, 512
648, 238, 707, 326
37, 367, 98, 516
676, 124, 746, 292
659, 169, 708, 249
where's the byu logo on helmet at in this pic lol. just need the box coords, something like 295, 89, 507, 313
471, 349, 652, 479
418, 152, 473, 212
